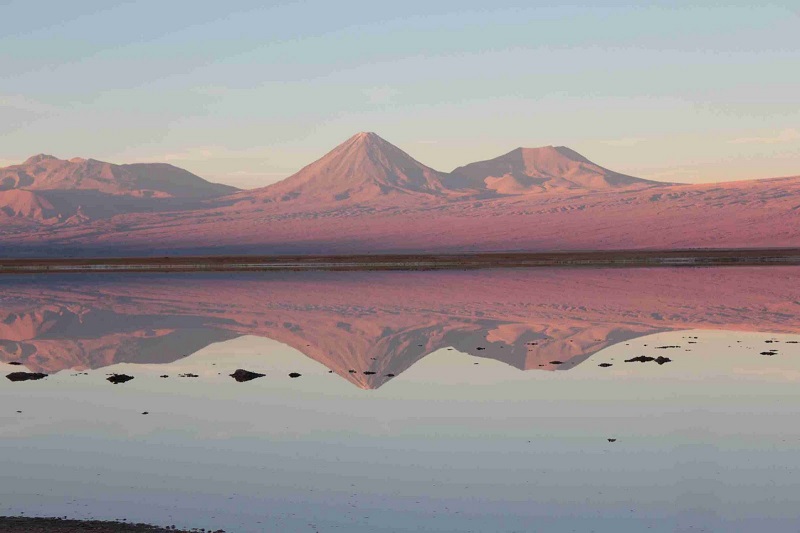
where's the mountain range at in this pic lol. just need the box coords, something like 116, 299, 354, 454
1, 132, 798, 256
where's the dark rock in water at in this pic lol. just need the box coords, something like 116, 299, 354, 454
8, 362, 22, 366
598, 363, 613, 368
549, 361, 564, 365
6, 372, 47, 382
363, 371, 376, 375
230, 369, 265, 382
288, 372, 302, 378
178, 373, 199, 378
608, 438, 617, 443
107, 374, 134, 384
625, 356, 671, 365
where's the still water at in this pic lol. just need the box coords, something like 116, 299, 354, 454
1, 268, 799, 532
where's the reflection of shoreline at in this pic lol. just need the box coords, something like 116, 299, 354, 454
1, 247, 800, 274
1, 267, 799, 388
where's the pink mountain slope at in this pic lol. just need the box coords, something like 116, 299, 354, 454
43, 173, 800, 255
446, 146, 662, 194
246, 132, 459, 204
0, 189, 59, 221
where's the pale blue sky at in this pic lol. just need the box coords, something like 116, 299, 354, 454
1, 1, 798, 187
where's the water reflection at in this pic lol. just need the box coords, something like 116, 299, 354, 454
2, 267, 799, 388
3, 268, 800, 532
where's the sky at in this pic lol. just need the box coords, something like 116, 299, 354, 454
1, 0, 798, 188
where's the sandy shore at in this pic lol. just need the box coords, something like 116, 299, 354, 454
1, 248, 799, 274
0, 517, 214, 532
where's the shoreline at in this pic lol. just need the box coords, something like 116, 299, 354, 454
0, 248, 799, 274
0, 517, 204, 532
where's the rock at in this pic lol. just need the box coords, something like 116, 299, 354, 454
230, 369, 265, 382
6, 372, 47, 382
625, 355, 671, 365
288, 372, 302, 378
107, 374, 134, 384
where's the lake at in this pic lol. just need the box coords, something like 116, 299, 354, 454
1, 267, 800, 532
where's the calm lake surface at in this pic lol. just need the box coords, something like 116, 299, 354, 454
1, 267, 800, 532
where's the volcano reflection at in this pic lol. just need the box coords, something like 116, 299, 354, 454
1, 267, 799, 388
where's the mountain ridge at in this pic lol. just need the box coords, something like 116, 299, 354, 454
0, 154, 237, 198
1, 132, 798, 254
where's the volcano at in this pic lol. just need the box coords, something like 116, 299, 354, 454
249, 132, 459, 203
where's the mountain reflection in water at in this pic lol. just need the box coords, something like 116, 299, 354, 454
1, 267, 799, 388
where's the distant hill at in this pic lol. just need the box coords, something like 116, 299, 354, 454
0, 154, 236, 198
445, 145, 662, 194
0, 154, 237, 223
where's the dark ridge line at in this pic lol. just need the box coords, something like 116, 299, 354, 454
0, 248, 799, 274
